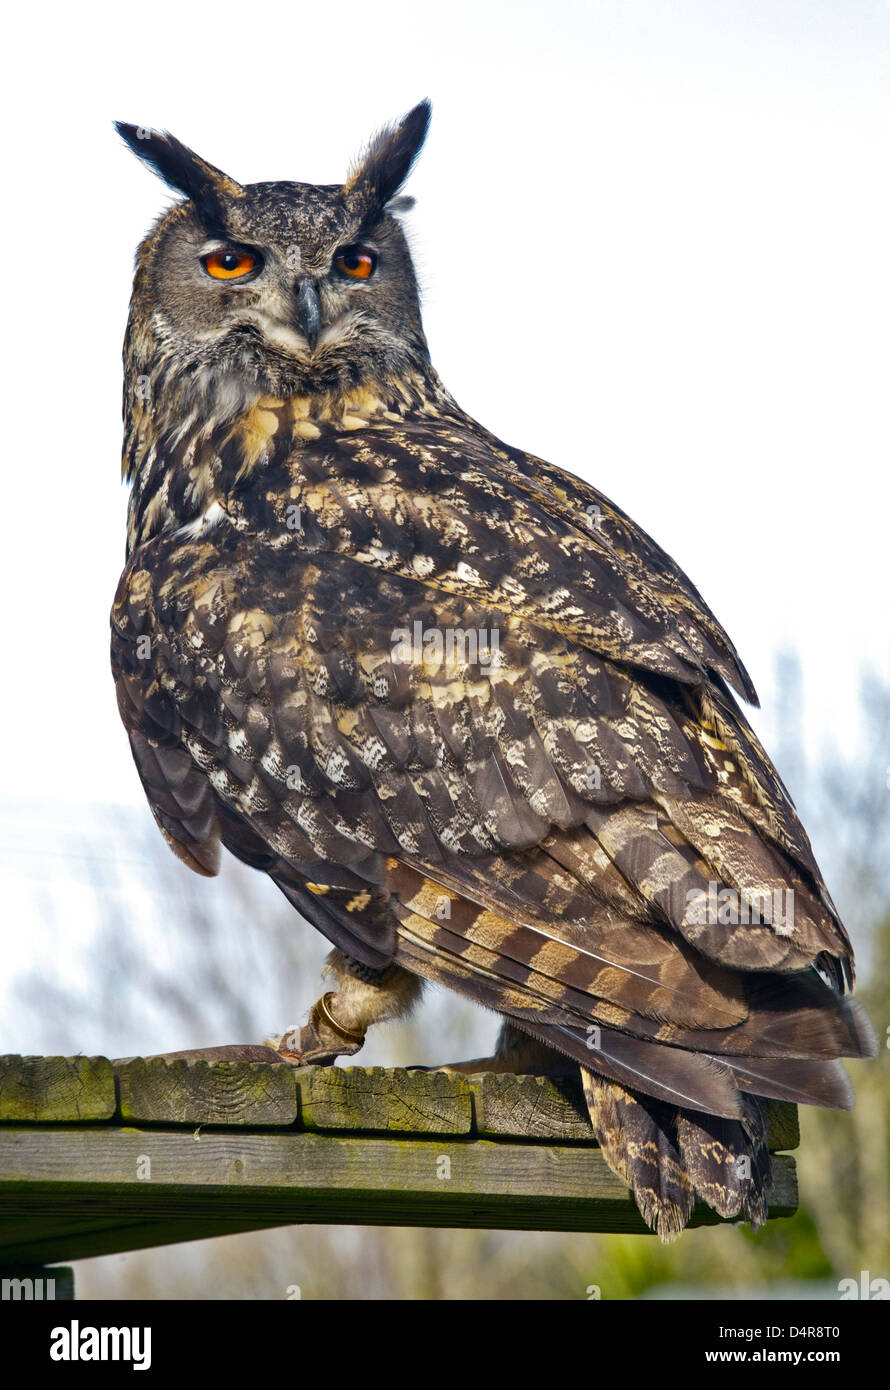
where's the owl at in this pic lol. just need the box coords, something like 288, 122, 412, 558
112, 103, 876, 1239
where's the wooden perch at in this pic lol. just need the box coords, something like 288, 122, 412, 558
0, 1054, 799, 1275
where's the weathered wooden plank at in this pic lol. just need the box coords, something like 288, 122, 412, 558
117, 1059, 297, 1127
471, 1072, 593, 1143
0, 1057, 115, 1123
298, 1066, 473, 1136
0, 1056, 799, 1150
468, 1073, 799, 1151
0, 1126, 797, 1258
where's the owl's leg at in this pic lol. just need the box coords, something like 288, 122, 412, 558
421, 1020, 576, 1077
265, 949, 424, 1065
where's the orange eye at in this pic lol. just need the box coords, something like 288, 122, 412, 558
334, 247, 376, 280
202, 249, 258, 280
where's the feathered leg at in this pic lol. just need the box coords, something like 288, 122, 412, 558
266, 949, 424, 1064
119, 951, 423, 1067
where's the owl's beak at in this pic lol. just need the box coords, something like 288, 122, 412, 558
294, 278, 321, 351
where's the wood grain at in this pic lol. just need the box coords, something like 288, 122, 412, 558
0, 1126, 798, 1262
0, 1057, 115, 1123
118, 1058, 297, 1127
297, 1065, 473, 1136
468, 1072, 800, 1151
0, 1056, 801, 1263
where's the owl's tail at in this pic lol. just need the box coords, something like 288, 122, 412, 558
580, 1071, 770, 1241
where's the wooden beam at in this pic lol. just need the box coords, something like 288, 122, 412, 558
469, 1072, 799, 1149
298, 1066, 474, 1136
0, 1056, 115, 1123
0, 1126, 798, 1262
0, 1057, 800, 1263
0, 1057, 800, 1151
117, 1059, 297, 1127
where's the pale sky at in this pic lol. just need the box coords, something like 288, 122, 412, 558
2, 0, 888, 817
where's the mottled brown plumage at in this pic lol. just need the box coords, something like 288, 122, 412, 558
111, 105, 876, 1237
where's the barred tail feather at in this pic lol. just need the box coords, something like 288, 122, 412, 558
580, 1072, 695, 1241
580, 1072, 772, 1240
675, 1095, 770, 1227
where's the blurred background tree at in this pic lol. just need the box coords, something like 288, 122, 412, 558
4, 658, 888, 1299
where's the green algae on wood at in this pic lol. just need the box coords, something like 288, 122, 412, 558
0, 1057, 115, 1123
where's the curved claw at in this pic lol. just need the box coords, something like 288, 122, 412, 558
275, 1047, 306, 1067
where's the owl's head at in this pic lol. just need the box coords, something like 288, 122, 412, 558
117, 103, 431, 401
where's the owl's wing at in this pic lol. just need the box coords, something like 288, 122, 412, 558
247, 411, 760, 703
112, 424, 874, 1117
460, 414, 762, 703
215, 409, 807, 874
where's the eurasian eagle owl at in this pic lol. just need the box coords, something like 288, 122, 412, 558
112, 103, 875, 1238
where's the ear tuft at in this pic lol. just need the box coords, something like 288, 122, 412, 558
386, 194, 416, 215
114, 123, 244, 234
346, 100, 431, 226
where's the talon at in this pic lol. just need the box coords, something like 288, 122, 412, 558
264, 995, 367, 1067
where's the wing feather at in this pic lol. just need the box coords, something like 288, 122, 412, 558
111, 410, 872, 1129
